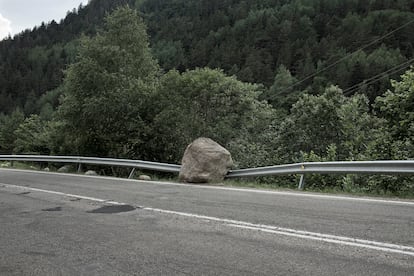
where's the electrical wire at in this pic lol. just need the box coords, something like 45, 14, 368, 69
277, 18, 414, 94
342, 58, 414, 96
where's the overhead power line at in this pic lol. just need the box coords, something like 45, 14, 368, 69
278, 18, 414, 94
342, 58, 414, 96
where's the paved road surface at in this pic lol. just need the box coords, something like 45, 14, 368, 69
0, 168, 413, 275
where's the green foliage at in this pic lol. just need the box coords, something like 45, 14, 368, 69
262, 65, 301, 111
35, 87, 64, 120
299, 145, 342, 190
276, 86, 345, 161
0, 109, 25, 153
339, 94, 387, 160
275, 85, 390, 163
141, 0, 414, 90
376, 68, 414, 139
2, 0, 414, 112
149, 68, 275, 164
0, 0, 135, 114
0, 1, 413, 197
374, 67, 414, 159
13, 115, 51, 154
151, 40, 186, 71
364, 175, 414, 196
58, 6, 159, 157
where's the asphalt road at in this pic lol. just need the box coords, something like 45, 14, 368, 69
0, 168, 413, 275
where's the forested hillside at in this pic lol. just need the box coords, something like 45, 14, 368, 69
143, 0, 414, 90
0, 0, 135, 114
0, 1, 413, 195
1, 0, 414, 114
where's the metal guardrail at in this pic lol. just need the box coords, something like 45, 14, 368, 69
1, 155, 413, 189
227, 161, 414, 177
0, 155, 181, 176
227, 161, 414, 189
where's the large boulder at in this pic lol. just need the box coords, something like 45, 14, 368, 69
179, 138, 233, 183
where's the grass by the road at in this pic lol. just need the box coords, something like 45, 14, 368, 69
224, 178, 414, 199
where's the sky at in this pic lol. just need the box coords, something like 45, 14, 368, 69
0, 0, 89, 40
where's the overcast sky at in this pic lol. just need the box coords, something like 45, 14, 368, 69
0, 0, 88, 40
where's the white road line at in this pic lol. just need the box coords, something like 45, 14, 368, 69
227, 224, 414, 257
2, 168, 414, 206
1, 182, 414, 257
0, 183, 125, 205
143, 207, 414, 256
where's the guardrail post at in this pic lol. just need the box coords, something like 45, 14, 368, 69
128, 168, 136, 179
298, 174, 305, 190
77, 159, 82, 173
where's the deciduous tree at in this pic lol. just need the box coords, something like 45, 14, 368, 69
58, 6, 159, 157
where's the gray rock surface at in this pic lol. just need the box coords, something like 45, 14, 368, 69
138, 175, 152, 181
57, 165, 72, 173
179, 138, 233, 183
0, 162, 10, 168
85, 170, 98, 176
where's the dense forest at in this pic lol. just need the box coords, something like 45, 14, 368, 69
0, 1, 413, 195
1, 0, 414, 114
0, 0, 135, 113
